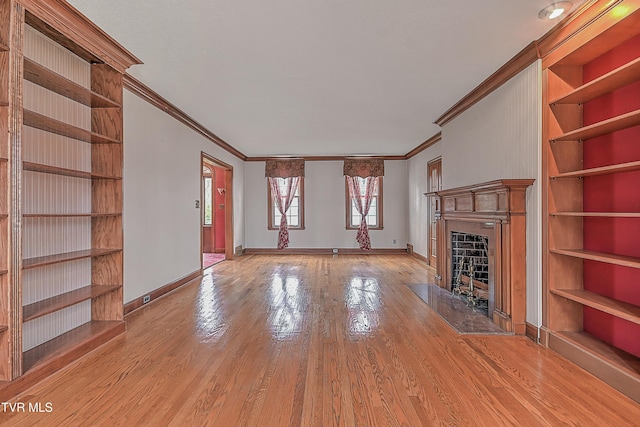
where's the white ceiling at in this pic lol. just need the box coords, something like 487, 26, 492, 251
67, 0, 583, 157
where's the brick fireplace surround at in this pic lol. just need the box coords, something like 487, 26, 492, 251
426, 179, 534, 334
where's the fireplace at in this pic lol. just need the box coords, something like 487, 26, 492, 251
426, 179, 534, 334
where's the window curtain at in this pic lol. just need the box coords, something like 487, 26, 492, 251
266, 159, 305, 249
344, 158, 384, 250
269, 177, 300, 249
347, 176, 377, 250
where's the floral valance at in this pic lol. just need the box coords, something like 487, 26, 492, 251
343, 158, 384, 178
265, 158, 305, 178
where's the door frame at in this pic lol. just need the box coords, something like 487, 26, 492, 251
201, 152, 234, 269
427, 157, 442, 270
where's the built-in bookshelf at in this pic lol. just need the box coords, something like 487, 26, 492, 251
0, 0, 10, 382
542, 4, 640, 403
19, 17, 123, 376
0, 0, 139, 391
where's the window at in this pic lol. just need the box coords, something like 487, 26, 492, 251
268, 177, 304, 230
203, 175, 212, 225
346, 176, 383, 229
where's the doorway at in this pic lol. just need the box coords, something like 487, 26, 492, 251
427, 157, 442, 269
201, 153, 234, 270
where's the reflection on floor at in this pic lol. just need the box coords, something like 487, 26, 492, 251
203, 252, 225, 269
407, 283, 510, 335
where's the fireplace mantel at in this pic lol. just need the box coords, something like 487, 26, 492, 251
425, 179, 534, 334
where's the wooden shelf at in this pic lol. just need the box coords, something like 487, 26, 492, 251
552, 289, 640, 325
551, 212, 640, 218
0, 325, 7, 333
551, 249, 640, 269
0, 101, 8, 107
549, 331, 640, 402
552, 161, 640, 179
23, 213, 121, 218
24, 58, 120, 108
0, 41, 7, 52
551, 57, 640, 105
23, 285, 121, 322
23, 248, 122, 270
551, 109, 640, 142
0, 270, 6, 275
23, 110, 121, 144
23, 161, 121, 180
22, 320, 125, 373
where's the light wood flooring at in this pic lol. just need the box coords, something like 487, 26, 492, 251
3, 254, 640, 426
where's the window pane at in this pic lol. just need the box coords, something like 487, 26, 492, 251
204, 177, 212, 225
367, 196, 377, 227
351, 199, 359, 226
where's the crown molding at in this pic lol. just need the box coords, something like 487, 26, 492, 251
244, 134, 442, 162
432, 0, 627, 128
121, 77, 429, 161
19, 0, 142, 73
123, 74, 247, 161
245, 155, 407, 162
434, 42, 540, 127
405, 132, 441, 159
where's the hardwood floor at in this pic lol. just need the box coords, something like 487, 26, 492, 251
3, 254, 640, 426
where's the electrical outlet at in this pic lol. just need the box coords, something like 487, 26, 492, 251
393, 239, 397, 244
195, 200, 200, 208
143, 295, 151, 304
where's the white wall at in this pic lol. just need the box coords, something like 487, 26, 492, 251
122, 90, 245, 303
407, 142, 442, 259
244, 160, 408, 249
440, 61, 542, 326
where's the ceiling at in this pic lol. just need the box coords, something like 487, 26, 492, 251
67, 0, 584, 158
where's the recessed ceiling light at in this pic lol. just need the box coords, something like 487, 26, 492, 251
538, 1, 573, 20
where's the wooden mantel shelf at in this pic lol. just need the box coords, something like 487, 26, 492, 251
425, 179, 535, 196
425, 179, 535, 221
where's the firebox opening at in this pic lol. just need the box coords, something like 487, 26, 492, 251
451, 231, 489, 315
